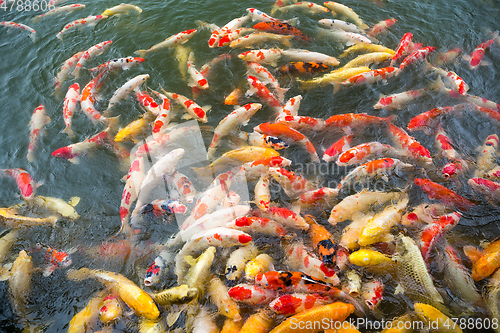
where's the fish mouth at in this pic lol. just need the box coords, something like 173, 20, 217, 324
144, 280, 152, 286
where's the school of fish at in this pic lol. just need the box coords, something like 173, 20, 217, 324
3, 0, 500, 332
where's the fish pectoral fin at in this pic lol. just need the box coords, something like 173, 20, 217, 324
462, 54, 471, 62
43, 265, 55, 277
68, 196, 80, 207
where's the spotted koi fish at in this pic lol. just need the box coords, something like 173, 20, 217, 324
336, 142, 397, 166
464, 34, 498, 69
228, 283, 278, 305
254, 206, 309, 230
227, 216, 287, 237
253, 21, 311, 41
341, 66, 399, 88
391, 32, 413, 66
399, 46, 436, 70
27, 105, 51, 163
468, 178, 500, 205
35, 244, 72, 277
305, 215, 336, 268
210, 14, 250, 48
361, 280, 384, 310
247, 75, 283, 113
74, 40, 113, 78
238, 48, 283, 66
325, 113, 392, 134
54, 51, 84, 95
368, 18, 397, 37
80, 77, 107, 125
89, 56, 144, 74
318, 18, 364, 34
135, 29, 197, 57
61, 83, 79, 138
160, 89, 208, 123
106, 74, 149, 113
413, 178, 474, 211
0, 21, 36, 41
276, 95, 302, 119
246, 62, 288, 103
52, 129, 112, 164
32, 4, 86, 23
246, 7, 282, 22
269, 167, 316, 198
144, 255, 167, 287
275, 61, 330, 77
140, 199, 187, 217
56, 15, 108, 40
277, 115, 326, 131
407, 106, 457, 134
165, 171, 197, 203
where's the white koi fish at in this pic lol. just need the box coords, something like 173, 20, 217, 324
32, 4, 85, 23
246, 8, 282, 22
89, 56, 145, 74
316, 27, 372, 46
74, 40, 113, 79
106, 74, 150, 112
246, 62, 288, 103
135, 29, 197, 57
56, 15, 108, 40
62, 83, 79, 138
27, 105, 51, 163
318, 19, 365, 34
119, 155, 145, 234
274, 2, 329, 14
54, 51, 84, 95
187, 52, 209, 90
0, 21, 36, 42
323, 2, 369, 30
280, 48, 339, 66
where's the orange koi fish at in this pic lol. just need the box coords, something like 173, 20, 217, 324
1, 168, 37, 200
413, 178, 474, 211
253, 21, 311, 41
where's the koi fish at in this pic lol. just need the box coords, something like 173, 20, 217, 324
61, 83, 79, 138
246, 75, 283, 112
413, 178, 474, 211
414, 303, 460, 333
67, 268, 160, 320
297, 66, 371, 90
89, 56, 144, 74
367, 18, 397, 36
387, 123, 433, 166
253, 21, 311, 41
140, 199, 187, 217
463, 34, 497, 69
165, 171, 196, 203
361, 280, 384, 310
246, 62, 288, 103
54, 51, 84, 95
269, 167, 316, 198
343, 52, 394, 69
118, 159, 144, 234
208, 275, 242, 320
27, 104, 51, 163
32, 4, 85, 23
407, 106, 457, 134
391, 32, 413, 66
349, 248, 392, 267
135, 29, 197, 57
419, 212, 461, 262
98, 294, 123, 325
52, 129, 111, 164
152, 284, 198, 305
305, 215, 336, 267
1, 168, 37, 200
182, 246, 217, 291
471, 238, 500, 281
35, 244, 72, 276
0, 21, 36, 42
323, 2, 369, 29
9, 250, 33, 325
322, 135, 353, 162
238, 48, 283, 66
270, 293, 331, 316
226, 216, 287, 237
80, 77, 107, 125
474, 134, 499, 178
468, 178, 500, 205
276, 95, 303, 118
0, 208, 57, 228
144, 254, 168, 287
316, 27, 372, 46
275, 61, 331, 77
276, 1, 329, 14
339, 43, 396, 59
101, 3, 142, 17
336, 142, 398, 166
74, 40, 113, 79
399, 46, 436, 70
433, 47, 462, 66
56, 15, 108, 40
280, 48, 340, 66
255, 173, 271, 211
68, 291, 105, 333
213, 14, 251, 48
318, 19, 365, 34
225, 243, 258, 282
106, 74, 149, 112
228, 283, 278, 305
341, 66, 399, 88
429, 66, 469, 95
291, 187, 339, 212
245, 253, 275, 280
186, 52, 209, 90
160, 89, 208, 123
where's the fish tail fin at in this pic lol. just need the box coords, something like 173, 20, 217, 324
360, 23, 369, 30
285, 17, 300, 26
61, 126, 75, 139
332, 82, 342, 94
274, 87, 289, 104
26, 151, 35, 163
30, 32, 36, 43
56, 33, 63, 41
66, 267, 92, 281
430, 76, 449, 93
383, 115, 396, 123
134, 50, 147, 58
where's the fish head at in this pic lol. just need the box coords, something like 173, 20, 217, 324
470, 49, 484, 67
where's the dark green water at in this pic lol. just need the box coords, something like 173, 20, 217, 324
1, 0, 500, 331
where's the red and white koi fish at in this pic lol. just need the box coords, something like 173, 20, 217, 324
341, 66, 399, 87
368, 18, 397, 37
486, 166, 500, 180
1, 168, 37, 200
106, 74, 149, 112
318, 19, 365, 34
277, 115, 326, 132
51, 130, 110, 164
255, 122, 319, 162
468, 178, 500, 205
212, 14, 251, 48
291, 187, 339, 212
317, 28, 372, 46
286, 242, 340, 285
135, 91, 161, 115
227, 216, 287, 237
434, 125, 458, 161
280, 48, 340, 66
54, 51, 84, 95
147, 88, 172, 138
228, 284, 278, 305
0, 21, 36, 42
135, 29, 197, 57
322, 135, 353, 162
174, 227, 252, 282
429, 66, 468, 95
180, 205, 251, 241
80, 78, 106, 125
387, 123, 432, 166
361, 280, 384, 310
238, 48, 283, 66
254, 206, 309, 230
62, 83, 79, 138
255, 173, 271, 211
217, 27, 255, 47
165, 171, 197, 203
89, 56, 144, 74
74, 40, 113, 79
119, 156, 145, 234
414, 178, 474, 211
399, 46, 436, 70
277, 95, 302, 119
401, 203, 448, 226
27, 105, 51, 163
160, 90, 208, 123
208, 103, 262, 159
56, 15, 108, 40
419, 212, 461, 262
325, 113, 392, 134
241, 155, 291, 181
434, 47, 462, 66
339, 158, 415, 191
187, 52, 209, 89
269, 167, 315, 198
182, 183, 232, 228
246, 62, 288, 103
246, 75, 283, 113
32, 4, 86, 23
35, 244, 72, 277
246, 8, 281, 22
270, 293, 331, 315
391, 32, 413, 66
407, 106, 456, 134
336, 142, 397, 166
463, 35, 498, 69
